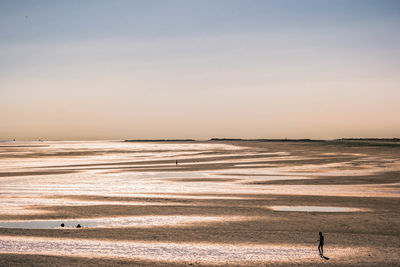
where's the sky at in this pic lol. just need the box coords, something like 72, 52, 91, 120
1, 0, 399, 140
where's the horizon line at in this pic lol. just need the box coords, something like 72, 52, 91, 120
1, 137, 400, 142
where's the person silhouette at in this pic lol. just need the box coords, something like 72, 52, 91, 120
318, 232, 324, 256
176, 160, 178, 166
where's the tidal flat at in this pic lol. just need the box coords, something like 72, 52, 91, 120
0, 140, 399, 266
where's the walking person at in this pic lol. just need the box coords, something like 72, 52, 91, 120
318, 232, 324, 256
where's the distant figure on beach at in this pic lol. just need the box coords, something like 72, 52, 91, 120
318, 232, 324, 256
176, 160, 178, 166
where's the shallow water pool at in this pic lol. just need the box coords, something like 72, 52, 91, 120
268, 206, 370, 212
0, 215, 244, 229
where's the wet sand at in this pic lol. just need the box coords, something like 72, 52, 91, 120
0, 140, 399, 266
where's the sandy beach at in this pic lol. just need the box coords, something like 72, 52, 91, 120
0, 140, 399, 266
2, 0, 399, 265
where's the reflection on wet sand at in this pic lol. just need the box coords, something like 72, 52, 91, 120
0, 216, 245, 229
0, 140, 399, 265
268, 206, 371, 212
0, 236, 354, 264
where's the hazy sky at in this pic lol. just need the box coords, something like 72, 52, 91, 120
1, 0, 399, 140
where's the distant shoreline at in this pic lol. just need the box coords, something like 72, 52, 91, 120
124, 138, 399, 142
124, 139, 196, 142
2, 138, 399, 146
122, 138, 400, 147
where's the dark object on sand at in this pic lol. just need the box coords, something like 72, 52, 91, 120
176, 160, 178, 166
60, 223, 65, 227
76, 224, 81, 228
